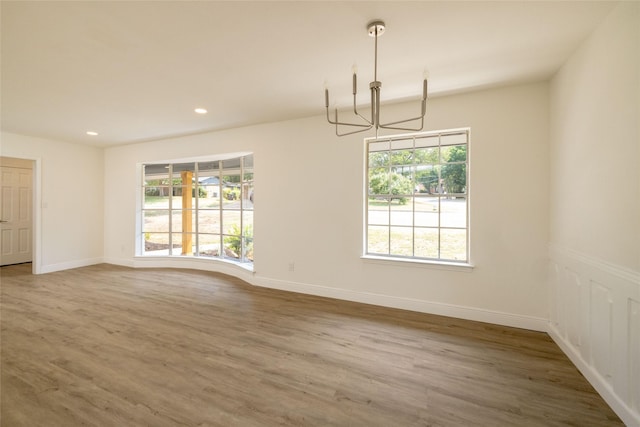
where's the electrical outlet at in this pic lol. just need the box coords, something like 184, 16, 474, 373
288, 262, 295, 272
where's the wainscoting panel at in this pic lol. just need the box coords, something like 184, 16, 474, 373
590, 280, 613, 385
630, 298, 640, 415
565, 268, 583, 350
548, 245, 640, 426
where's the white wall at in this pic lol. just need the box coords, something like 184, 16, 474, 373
550, 3, 639, 272
104, 81, 550, 331
548, 2, 640, 425
0, 132, 104, 273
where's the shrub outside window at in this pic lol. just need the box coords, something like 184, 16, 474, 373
365, 129, 469, 263
142, 154, 253, 265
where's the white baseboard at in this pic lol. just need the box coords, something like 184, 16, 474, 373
38, 257, 103, 274
102, 256, 135, 268
254, 276, 548, 332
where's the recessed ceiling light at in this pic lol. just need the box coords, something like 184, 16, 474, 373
86, 131, 98, 136
194, 108, 208, 114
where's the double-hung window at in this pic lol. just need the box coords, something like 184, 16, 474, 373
365, 129, 469, 263
141, 154, 254, 266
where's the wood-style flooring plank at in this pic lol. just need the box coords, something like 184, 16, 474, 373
0, 263, 622, 426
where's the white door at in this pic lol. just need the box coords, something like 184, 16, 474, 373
1, 164, 33, 266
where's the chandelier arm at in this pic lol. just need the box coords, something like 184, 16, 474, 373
335, 124, 374, 137
326, 107, 374, 128
330, 104, 374, 136
379, 115, 425, 132
326, 88, 371, 128
380, 115, 425, 128
379, 97, 427, 128
379, 123, 424, 132
352, 93, 373, 125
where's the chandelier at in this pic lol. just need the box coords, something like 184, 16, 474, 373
325, 20, 428, 137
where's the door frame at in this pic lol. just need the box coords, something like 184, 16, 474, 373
0, 156, 41, 274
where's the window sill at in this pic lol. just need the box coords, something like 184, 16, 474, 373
361, 255, 474, 272
134, 255, 254, 273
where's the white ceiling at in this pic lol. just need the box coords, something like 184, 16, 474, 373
1, 1, 617, 147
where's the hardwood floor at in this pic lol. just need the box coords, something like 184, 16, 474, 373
1, 263, 622, 426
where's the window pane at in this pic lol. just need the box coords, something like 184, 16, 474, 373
414, 228, 439, 259
369, 140, 390, 153
198, 210, 220, 234
415, 147, 439, 165
393, 167, 413, 186
390, 226, 412, 256
144, 163, 170, 183
414, 165, 440, 194
389, 137, 414, 151
223, 233, 241, 259
441, 133, 467, 147
440, 229, 467, 261
222, 210, 241, 234
390, 205, 413, 226
171, 209, 195, 233
144, 232, 170, 255
241, 181, 254, 210
223, 158, 241, 170
143, 210, 170, 232
171, 163, 195, 211
198, 160, 220, 173
242, 232, 254, 263
369, 152, 389, 168
415, 197, 439, 227
367, 225, 389, 254
414, 135, 439, 149
171, 233, 196, 256
222, 178, 241, 206
144, 188, 170, 208
173, 188, 195, 209
390, 150, 413, 167
441, 198, 467, 228
198, 186, 220, 208
198, 161, 221, 207
243, 211, 253, 230
441, 145, 467, 163
198, 234, 221, 257
441, 163, 466, 194
243, 154, 254, 168
370, 170, 413, 200
172, 162, 196, 178
368, 168, 389, 196
368, 198, 389, 226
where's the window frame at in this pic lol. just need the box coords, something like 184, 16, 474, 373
138, 153, 253, 267
363, 128, 471, 266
